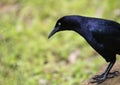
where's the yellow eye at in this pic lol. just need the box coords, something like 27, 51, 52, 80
58, 22, 61, 26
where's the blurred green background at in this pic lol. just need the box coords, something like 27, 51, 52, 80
0, 0, 120, 85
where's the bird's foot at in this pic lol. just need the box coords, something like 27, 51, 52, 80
91, 73, 106, 84
107, 71, 119, 78
90, 71, 119, 84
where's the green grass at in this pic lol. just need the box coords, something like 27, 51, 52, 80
0, 0, 120, 85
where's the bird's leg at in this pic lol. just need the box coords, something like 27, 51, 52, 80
91, 61, 116, 83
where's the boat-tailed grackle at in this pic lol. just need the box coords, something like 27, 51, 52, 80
48, 15, 120, 83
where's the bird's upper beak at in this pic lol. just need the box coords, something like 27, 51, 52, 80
48, 27, 59, 39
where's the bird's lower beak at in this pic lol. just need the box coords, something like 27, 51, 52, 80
48, 27, 59, 39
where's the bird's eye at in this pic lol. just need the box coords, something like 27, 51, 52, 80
58, 22, 61, 26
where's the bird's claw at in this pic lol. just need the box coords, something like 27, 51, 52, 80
90, 74, 106, 84
91, 78, 105, 84
92, 73, 104, 80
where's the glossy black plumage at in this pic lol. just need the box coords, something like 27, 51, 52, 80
48, 15, 120, 83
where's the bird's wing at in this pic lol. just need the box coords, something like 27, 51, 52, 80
91, 27, 120, 49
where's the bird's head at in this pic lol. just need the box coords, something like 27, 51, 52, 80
48, 16, 81, 39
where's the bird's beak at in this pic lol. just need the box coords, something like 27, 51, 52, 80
48, 27, 59, 39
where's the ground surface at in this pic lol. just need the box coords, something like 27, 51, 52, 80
82, 62, 120, 85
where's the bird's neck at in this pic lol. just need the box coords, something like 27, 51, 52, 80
74, 28, 104, 53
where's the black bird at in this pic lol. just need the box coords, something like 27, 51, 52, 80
48, 15, 120, 83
